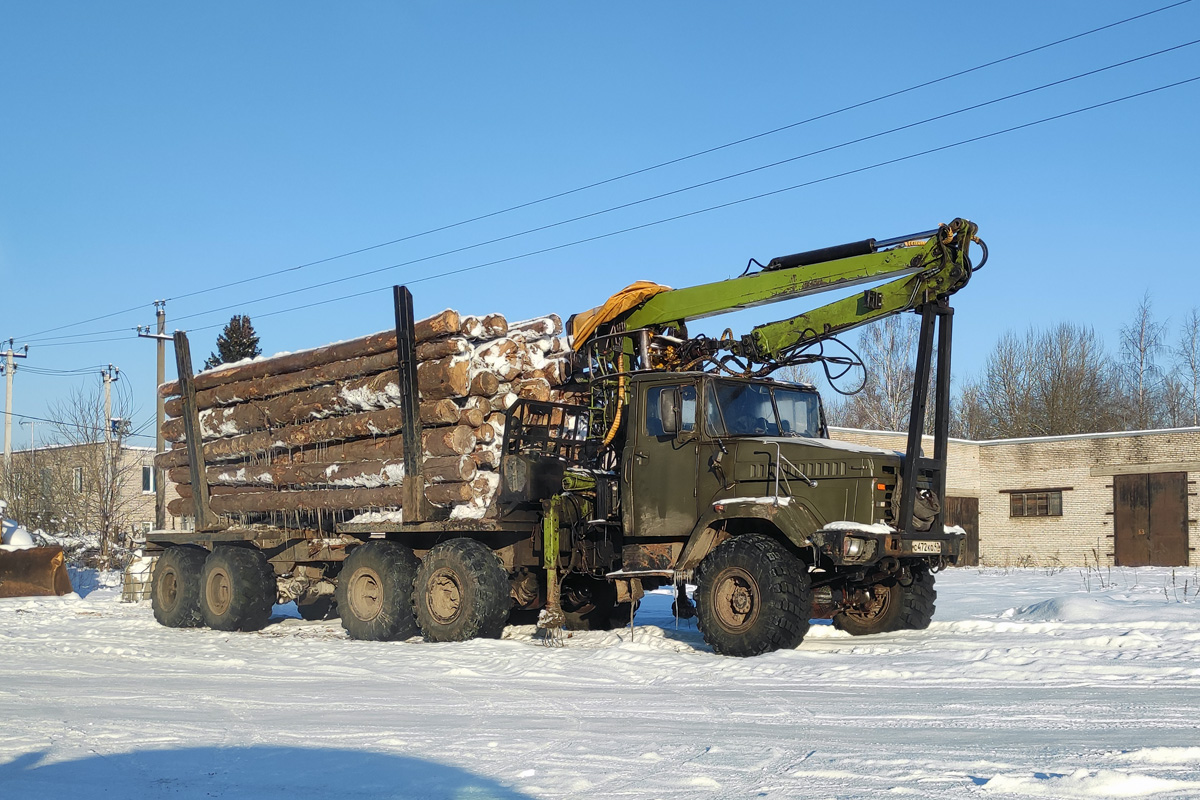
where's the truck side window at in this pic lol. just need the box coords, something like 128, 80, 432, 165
705, 387, 727, 437
645, 385, 697, 438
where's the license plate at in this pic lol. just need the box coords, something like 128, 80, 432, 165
910, 540, 942, 554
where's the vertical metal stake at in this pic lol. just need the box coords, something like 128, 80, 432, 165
393, 286, 429, 523
173, 332, 224, 532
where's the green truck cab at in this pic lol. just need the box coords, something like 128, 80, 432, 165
505, 368, 961, 657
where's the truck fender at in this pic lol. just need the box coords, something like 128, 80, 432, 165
676, 525, 729, 574
684, 501, 822, 566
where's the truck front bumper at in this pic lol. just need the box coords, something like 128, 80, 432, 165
810, 526, 965, 568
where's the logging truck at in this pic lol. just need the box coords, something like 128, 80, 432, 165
148, 219, 985, 657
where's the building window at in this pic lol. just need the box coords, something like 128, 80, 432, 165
1010, 490, 1063, 517
73, 467, 84, 494
142, 465, 155, 494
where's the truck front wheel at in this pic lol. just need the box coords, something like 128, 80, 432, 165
151, 545, 208, 628
336, 541, 420, 641
413, 538, 511, 642
695, 534, 811, 657
833, 568, 937, 635
200, 546, 277, 632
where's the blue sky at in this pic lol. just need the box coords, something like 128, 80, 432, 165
1, 1, 1197, 446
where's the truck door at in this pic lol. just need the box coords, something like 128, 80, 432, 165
623, 381, 700, 538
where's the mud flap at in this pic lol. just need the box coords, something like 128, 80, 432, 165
0, 547, 74, 598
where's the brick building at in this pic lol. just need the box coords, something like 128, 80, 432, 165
1, 443, 183, 536
833, 426, 1199, 568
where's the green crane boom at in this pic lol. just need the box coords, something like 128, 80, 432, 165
619, 218, 982, 367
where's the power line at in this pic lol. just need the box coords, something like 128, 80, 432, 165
13, 0, 1192, 343
0, 409, 156, 442
162, 75, 1200, 331
24, 38, 1200, 345
20, 364, 111, 376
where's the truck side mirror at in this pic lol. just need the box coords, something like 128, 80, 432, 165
659, 387, 680, 435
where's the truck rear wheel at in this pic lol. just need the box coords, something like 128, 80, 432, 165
151, 545, 208, 628
413, 538, 511, 642
833, 568, 937, 635
336, 541, 420, 641
695, 534, 811, 657
201, 546, 276, 632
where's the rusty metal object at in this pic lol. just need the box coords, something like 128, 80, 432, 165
620, 542, 683, 571
0, 547, 74, 597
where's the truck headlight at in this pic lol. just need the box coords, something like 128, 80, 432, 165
843, 536, 866, 558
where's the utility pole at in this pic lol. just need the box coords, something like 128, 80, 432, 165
138, 301, 169, 530
2, 339, 29, 471
101, 364, 119, 563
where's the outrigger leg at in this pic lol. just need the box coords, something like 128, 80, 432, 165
536, 495, 566, 645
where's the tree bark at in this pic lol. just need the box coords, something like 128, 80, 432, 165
164, 351, 395, 416
154, 408, 475, 469
163, 374, 464, 443
160, 310, 460, 397
417, 356, 471, 400
469, 371, 500, 397
168, 486, 408, 516
457, 407, 485, 428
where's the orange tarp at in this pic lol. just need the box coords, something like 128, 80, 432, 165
569, 281, 671, 351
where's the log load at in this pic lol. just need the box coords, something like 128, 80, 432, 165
159, 307, 571, 526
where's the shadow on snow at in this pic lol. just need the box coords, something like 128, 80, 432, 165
0, 745, 535, 800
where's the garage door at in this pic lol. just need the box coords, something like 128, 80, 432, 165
1113, 472, 1189, 567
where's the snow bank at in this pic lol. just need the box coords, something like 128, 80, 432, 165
982, 768, 1200, 797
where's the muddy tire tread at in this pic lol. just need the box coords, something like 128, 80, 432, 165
695, 534, 811, 657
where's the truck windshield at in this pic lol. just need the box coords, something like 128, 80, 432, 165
707, 380, 823, 438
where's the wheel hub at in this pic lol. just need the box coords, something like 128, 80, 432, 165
346, 569, 384, 621
845, 585, 891, 621
206, 567, 232, 616
427, 568, 463, 624
713, 567, 759, 633
160, 570, 179, 606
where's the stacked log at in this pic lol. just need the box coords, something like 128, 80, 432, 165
157, 309, 568, 525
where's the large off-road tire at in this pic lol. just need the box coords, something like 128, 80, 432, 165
695, 534, 812, 657
336, 540, 420, 641
297, 596, 338, 621
833, 568, 937, 635
200, 546, 277, 632
413, 538, 511, 642
151, 545, 208, 628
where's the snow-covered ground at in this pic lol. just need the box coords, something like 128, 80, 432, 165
3, 567, 1200, 799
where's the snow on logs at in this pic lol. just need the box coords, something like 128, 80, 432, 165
158, 310, 566, 522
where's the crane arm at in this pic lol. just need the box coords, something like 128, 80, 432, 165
612, 218, 981, 370
745, 218, 980, 361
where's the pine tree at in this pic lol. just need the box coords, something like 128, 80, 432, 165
203, 315, 262, 370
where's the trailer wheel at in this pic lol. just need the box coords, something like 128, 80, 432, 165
200, 546, 276, 632
151, 545, 208, 628
413, 538, 511, 642
695, 534, 811, 657
832, 568, 937, 635
336, 541, 420, 641
297, 597, 338, 621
